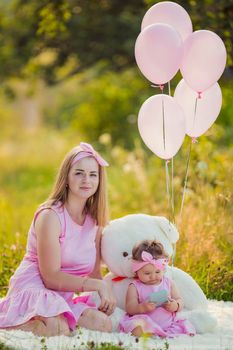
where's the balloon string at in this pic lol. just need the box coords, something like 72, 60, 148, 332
167, 80, 175, 222
172, 242, 176, 271
179, 138, 192, 219
165, 159, 176, 273
192, 97, 198, 132
162, 94, 166, 152
165, 160, 172, 223
180, 92, 199, 219
171, 157, 175, 222
166, 80, 176, 273
168, 80, 171, 96
165, 159, 176, 224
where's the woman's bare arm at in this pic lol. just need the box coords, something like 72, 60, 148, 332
36, 209, 102, 293
89, 227, 102, 280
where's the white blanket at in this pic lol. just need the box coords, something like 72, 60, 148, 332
0, 300, 232, 350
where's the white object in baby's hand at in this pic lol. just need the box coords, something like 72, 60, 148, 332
148, 289, 168, 306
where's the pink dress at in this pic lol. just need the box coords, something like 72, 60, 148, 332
0, 203, 98, 330
119, 277, 196, 338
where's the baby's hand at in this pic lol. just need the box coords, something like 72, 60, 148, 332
140, 301, 156, 313
163, 298, 179, 312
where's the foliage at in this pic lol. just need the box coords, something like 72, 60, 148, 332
43, 67, 149, 148
0, 0, 232, 85
40, 68, 233, 150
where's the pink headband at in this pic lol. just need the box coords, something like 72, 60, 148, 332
71, 142, 109, 167
132, 251, 169, 272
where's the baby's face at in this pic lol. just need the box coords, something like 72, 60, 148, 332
137, 263, 164, 285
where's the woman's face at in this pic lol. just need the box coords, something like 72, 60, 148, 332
67, 156, 99, 199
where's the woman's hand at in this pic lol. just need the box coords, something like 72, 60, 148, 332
163, 298, 179, 312
97, 280, 117, 316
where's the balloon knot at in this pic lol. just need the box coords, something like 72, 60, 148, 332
192, 137, 198, 144
197, 91, 202, 99
159, 84, 164, 91
166, 159, 171, 164
151, 84, 164, 92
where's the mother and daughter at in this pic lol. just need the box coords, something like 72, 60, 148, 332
0, 142, 195, 338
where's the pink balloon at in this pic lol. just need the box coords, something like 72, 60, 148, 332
141, 1, 192, 41
138, 94, 186, 159
135, 23, 183, 85
174, 79, 222, 138
180, 30, 227, 92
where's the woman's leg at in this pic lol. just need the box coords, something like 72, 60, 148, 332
4, 314, 70, 337
77, 308, 112, 332
4, 319, 47, 336
37, 314, 70, 336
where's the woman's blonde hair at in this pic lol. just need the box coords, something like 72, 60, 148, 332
42, 145, 109, 226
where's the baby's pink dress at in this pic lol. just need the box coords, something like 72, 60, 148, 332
119, 277, 196, 338
0, 203, 98, 330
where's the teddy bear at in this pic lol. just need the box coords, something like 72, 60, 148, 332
100, 214, 217, 333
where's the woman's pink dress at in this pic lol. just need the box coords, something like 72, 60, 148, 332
0, 203, 98, 330
119, 277, 196, 338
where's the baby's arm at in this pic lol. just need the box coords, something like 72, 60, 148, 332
125, 283, 156, 316
163, 280, 184, 312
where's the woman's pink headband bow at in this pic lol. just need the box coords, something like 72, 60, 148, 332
71, 142, 109, 167
132, 251, 169, 272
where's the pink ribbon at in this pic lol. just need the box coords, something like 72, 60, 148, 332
132, 251, 169, 272
71, 142, 109, 167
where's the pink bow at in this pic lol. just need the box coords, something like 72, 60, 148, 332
71, 142, 109, 167
132, 251, 168, 272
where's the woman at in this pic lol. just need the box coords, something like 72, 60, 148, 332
0, 142, 116, 336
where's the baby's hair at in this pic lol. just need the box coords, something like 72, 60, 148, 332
132, 239, 168, 261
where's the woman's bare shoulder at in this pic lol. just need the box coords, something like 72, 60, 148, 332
35, 208, 61, 234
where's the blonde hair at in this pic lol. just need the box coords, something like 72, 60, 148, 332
42, 145, 109, 226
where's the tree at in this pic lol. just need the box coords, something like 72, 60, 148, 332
0, 0, 231, 85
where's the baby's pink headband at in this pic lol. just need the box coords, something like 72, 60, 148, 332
132, 251, 169, 272
71, 142, 109, 167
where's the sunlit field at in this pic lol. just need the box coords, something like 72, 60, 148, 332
0, 71, 232, 302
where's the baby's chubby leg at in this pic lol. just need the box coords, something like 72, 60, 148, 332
132, 325, 143, 337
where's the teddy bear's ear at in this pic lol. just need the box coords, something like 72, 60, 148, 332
153, 217, 179, 244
